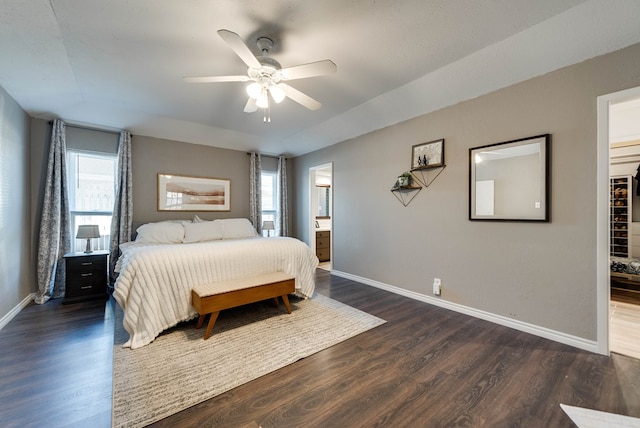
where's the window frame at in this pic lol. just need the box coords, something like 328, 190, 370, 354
66, 149, 117, 252
260, 171, 277, 236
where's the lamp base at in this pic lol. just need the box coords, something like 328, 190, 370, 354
84, 238, 93, 254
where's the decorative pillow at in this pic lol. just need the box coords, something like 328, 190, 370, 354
183, 221, 223, 243
135, 222, 185, 243
193, 214, 208, 223
216, 218, 258, 239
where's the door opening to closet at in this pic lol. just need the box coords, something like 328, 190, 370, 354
602, 88, 640, 359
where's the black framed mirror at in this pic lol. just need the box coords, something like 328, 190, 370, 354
316, 185, 330, 218
469, 134, 550, 222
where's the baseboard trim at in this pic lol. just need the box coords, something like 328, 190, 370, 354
331, 270, 600, 354
0, 293, 35, 331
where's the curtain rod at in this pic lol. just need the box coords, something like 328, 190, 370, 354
48, 120, 121, 135
246, 152, 287, 160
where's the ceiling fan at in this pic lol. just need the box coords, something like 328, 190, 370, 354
184, 29, 337, 121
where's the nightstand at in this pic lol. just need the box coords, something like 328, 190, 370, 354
63, 250, 109, 304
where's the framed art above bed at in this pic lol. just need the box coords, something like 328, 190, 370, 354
158, 173, 231, 211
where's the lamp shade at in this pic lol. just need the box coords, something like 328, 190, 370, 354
269, 84, 286, 103
76, 225, 100, 239
246, 82, 262, 99
262, 220, 275, 231
256, 89, 269, 109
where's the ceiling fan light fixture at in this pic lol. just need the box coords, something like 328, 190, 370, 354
246, 82, 262, 99
269, 84, 286, 104
256, 89, 269, 109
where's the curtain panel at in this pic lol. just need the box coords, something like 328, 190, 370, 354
35, 119, 72, 304
249, 152, 262, 233
277, 155, 289, 236
109, 130, 133, 281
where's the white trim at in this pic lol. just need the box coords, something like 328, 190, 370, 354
0, 293, 35, 331
332, 270, 599, 353
596, 85, 640, 356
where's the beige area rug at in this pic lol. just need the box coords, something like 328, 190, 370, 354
112, 294, 386, 428
560, 404, 640, 427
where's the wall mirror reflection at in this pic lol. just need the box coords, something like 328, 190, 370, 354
317, 185, 331, 218
469, 134, 550, 222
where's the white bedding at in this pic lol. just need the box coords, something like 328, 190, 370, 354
113, 236, 318, 349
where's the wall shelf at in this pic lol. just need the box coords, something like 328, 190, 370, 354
410, 165, 446, 188
390, 185, 422, 207
390, 165, 445, 207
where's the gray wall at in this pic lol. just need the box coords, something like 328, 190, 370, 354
0, 85, 31, 319
293, 42, 640, 342
131, 135, 252, 223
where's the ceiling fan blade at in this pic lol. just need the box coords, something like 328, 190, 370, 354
183, 75, 250, 83
279, 83, 322, 110
244, 97, 258, 113
217, 29, 261, 69
280, 60, 337, 81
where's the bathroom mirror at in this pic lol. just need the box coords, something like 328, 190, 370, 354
316, 185, 330, 218
469, 134, 550, 222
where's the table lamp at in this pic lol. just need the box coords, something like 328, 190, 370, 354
76, 225, 100, 253
262, 220, 275, 237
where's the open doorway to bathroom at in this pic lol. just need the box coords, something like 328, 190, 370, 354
309, 163, 333, 271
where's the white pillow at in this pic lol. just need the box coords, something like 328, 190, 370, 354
135, 222, 185, 243
193, 214, 208, 223
216, 218, 258, 239
183, 221, 223, 243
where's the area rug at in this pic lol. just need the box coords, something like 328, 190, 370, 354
560, 404, 640, 427
112, 294, 386, 428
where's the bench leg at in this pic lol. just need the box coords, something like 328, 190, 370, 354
204, 311, 220, 340
281, 294, 292, 314
196, 314, 206, 329
272, 297, 280, 307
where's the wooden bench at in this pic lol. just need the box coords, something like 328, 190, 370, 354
191, 272, 295, 340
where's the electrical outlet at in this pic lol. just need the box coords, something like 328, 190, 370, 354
433, 278, 441, 296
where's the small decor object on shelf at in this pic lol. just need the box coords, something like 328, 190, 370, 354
391, 172, 422, 207
397, 172, 413, 188
411, 139, 444, 170
76, 224, 100, 253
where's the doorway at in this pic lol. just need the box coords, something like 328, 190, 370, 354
598, 86, 640, 358
309, 163, 333, 271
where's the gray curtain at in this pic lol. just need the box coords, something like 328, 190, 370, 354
109, 130, 133, 280
249, 152, 262, 233
277, 155, 289, 236
35, 119, 72, 304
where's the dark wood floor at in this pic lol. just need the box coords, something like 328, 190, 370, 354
2, 270, 640, 427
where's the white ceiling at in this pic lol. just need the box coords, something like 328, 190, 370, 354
1, 0, 640, 157
610, 97, 640, 144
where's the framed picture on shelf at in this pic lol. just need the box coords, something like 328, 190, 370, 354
411, 139, 445, 170
158, 173, 231, 211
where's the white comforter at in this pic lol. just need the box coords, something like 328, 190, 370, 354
113, 237, 318, 349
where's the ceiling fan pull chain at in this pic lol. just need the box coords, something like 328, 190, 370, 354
264, 95, 271, 123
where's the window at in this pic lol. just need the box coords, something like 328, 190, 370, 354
67, 150, 116, 252
261, 171, 277, 236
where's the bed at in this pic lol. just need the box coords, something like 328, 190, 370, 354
113, 218, 319, 349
